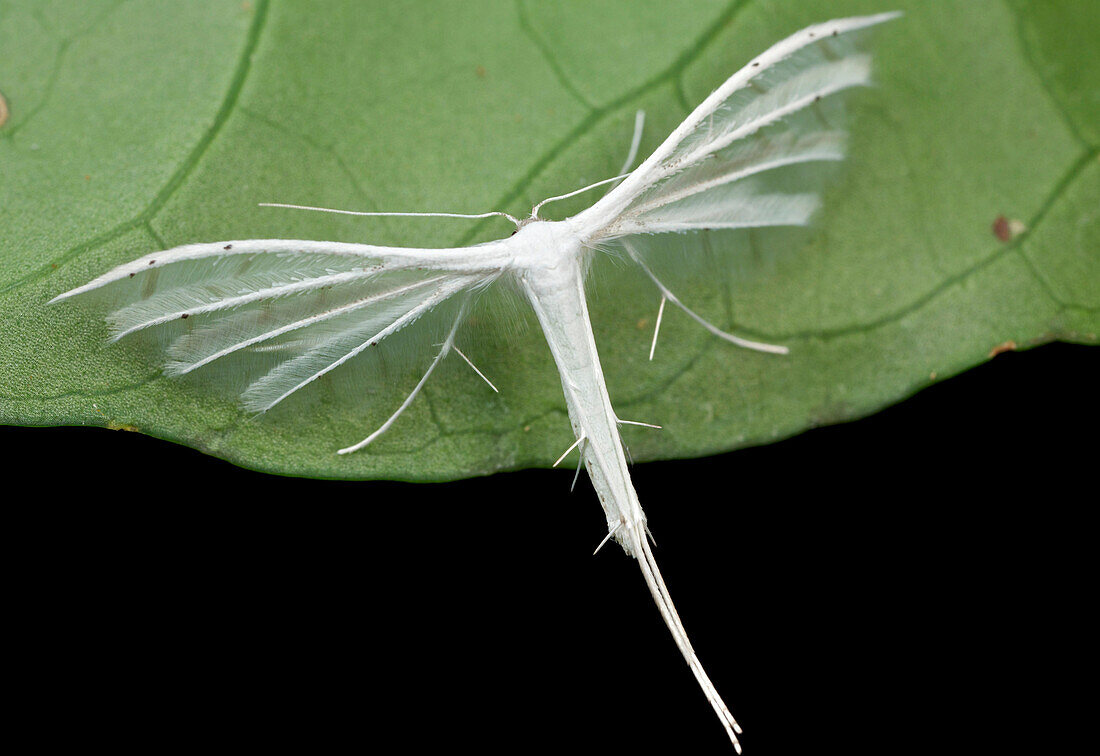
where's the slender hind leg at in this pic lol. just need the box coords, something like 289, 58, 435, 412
627, 521, 744, 752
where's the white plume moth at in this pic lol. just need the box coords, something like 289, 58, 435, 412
52, 14, 899, 749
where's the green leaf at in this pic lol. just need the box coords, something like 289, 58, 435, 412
1, 0, 1096, 480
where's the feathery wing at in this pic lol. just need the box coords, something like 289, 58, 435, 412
572, 12, 898, 355
50, 239, 507, 415
575, 12, 899, 242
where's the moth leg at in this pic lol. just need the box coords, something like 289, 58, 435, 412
592, 521, 621, 556
552, 434, 586, 468
629, 249, 789, 356
618, 110, 647, 176
630, 522, 744, 751
617, 418, 662, 429
648, 295, 667, 360
453, 346, 499, 392
570, 437, 588, 493
337, 308, 466, 455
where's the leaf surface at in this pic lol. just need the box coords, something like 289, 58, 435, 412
1, 0, 1096, 479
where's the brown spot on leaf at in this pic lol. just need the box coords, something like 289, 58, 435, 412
475, 65, 486, 78
989, 340, 1017, 357
0, 89, 8, 128
636, 317, 649, 330
84, 174, 91, 181
992, 215, 1027, 242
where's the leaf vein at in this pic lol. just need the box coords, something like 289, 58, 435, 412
2, 0, 271, 295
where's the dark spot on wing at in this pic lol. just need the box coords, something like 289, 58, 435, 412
180, 313, 189, 319
148, 259, 156, 265
224, 244, 233, 250
129, 272, 135, 278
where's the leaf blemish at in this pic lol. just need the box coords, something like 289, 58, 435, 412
992, 215, 1026, 242
0, 88, 8, 128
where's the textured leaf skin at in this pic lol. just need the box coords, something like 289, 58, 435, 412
1, 0, 1096, 481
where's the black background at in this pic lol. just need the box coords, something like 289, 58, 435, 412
6, 342, 1093, 753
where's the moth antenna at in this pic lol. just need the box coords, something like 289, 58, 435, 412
530, 174, 629, 219
260, 202, 521, 227
648, 295, 667, 361
454, 346, 498, 393
629, 248, 789, 355
552, 434, 586, 468
337, 307, 467, 455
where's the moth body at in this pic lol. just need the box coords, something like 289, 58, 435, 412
513, 220, 641, 551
